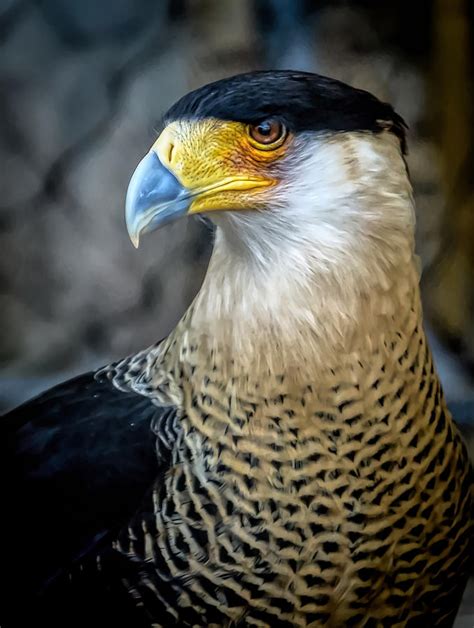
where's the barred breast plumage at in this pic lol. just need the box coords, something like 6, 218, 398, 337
96, 278, 472, 628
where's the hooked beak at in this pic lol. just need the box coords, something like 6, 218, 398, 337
125, 151, 191, 248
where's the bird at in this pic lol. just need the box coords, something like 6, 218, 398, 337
1, 70, 473, 628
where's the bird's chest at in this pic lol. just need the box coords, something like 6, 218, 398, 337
155, 389, 388, 605
149, 368, 472, 626
156, 406, 356, 624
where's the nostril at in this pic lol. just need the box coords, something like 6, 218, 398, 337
168, 142, 175, 163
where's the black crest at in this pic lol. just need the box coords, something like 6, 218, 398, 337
164, 71, 407, 153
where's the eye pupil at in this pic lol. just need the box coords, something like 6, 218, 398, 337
258, 122, 271, 136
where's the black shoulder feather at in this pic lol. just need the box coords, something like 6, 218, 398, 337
0, 370, 171, 624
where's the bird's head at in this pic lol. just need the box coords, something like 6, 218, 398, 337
126, 71, 410, 255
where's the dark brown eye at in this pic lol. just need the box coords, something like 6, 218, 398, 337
248, 119, 286, 147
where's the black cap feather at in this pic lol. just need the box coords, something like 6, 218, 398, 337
164, 70, 407, 153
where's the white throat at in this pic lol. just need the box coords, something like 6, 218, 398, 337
189, 131, 420, 373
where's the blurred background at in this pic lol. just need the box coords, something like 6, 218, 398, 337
0, 0, 473, 622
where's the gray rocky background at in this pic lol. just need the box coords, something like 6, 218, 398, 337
0, 0, 473, 621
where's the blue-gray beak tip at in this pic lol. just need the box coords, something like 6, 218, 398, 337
125, 151, 190, 247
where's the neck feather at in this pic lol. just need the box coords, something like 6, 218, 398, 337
181, 131, 420, 376
186, 235, 420, 378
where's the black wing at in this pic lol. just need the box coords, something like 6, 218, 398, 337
0, 370, 171, 624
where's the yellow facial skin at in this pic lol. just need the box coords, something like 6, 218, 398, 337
151, 118, 290, 214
